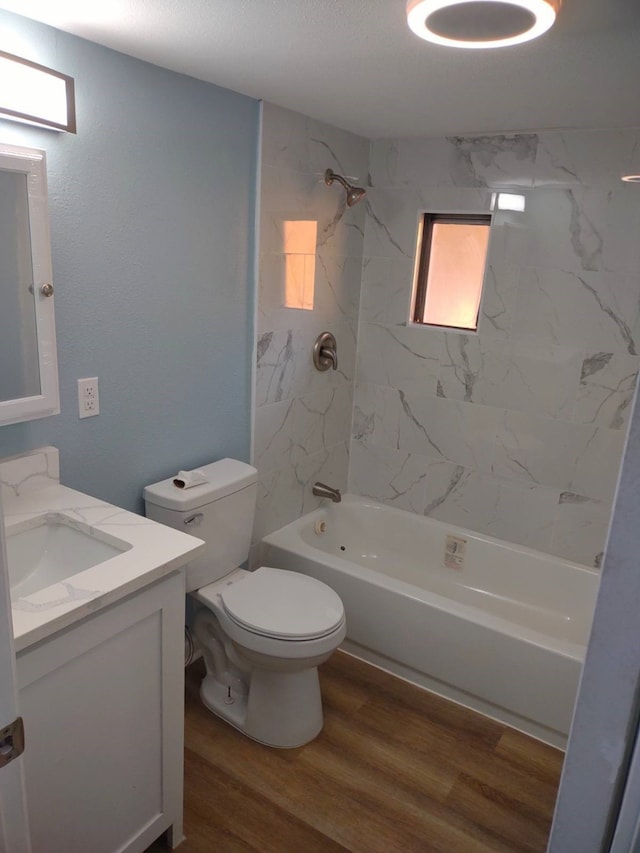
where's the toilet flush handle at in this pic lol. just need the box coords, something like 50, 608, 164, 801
184, 513, 204, 527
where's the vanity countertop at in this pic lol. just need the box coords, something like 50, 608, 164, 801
3, 471, 203, 653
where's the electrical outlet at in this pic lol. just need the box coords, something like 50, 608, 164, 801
78, 377, 100, 419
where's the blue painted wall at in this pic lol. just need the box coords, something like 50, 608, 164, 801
0, 11, 258, 512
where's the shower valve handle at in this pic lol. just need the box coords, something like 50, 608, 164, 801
313, 332, 338, 371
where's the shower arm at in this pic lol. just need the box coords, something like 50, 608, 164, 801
324, 169, 350, 191
324, 168, 366, 207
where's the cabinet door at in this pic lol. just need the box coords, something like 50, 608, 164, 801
16, 573, 184, 853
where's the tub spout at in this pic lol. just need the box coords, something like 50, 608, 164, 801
313, 482, 342, 503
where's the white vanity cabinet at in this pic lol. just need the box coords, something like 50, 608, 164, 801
15, 571, 185, 853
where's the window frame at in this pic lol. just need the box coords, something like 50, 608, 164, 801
411, 211, 493, 333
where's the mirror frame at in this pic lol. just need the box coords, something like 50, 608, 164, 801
0, 143, 59, 426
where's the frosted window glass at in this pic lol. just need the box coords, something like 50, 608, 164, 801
283, 220, 317, 310
413, 215, 491, 330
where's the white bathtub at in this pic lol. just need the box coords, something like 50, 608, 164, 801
261, 495, 600, 747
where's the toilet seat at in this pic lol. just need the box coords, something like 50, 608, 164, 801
218, 566, 344, 641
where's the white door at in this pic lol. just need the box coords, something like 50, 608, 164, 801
0, 489, 31, 853
610, 728, 640, 852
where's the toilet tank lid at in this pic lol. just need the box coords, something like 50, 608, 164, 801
143, 458, 257, 512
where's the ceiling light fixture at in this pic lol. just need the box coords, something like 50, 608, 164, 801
621, 175, 640, 183
406, 0, 561, 49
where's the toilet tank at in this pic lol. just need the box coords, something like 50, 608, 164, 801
143, 458, 258, 592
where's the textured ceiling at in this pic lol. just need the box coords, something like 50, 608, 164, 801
1, 0, 640, 138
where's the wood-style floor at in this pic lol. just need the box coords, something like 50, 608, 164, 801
153, 651, 563, 853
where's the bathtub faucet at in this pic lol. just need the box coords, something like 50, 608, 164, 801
313, 482, 342, 503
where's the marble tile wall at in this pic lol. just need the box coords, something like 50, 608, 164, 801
352, 130, 640, 567
253, 103, 368, 543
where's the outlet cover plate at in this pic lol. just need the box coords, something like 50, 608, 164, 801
77, 377, 99, 419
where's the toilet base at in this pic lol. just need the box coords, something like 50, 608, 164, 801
200, 664, 324, 748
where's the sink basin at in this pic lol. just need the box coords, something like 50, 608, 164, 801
6, 514, 131, 598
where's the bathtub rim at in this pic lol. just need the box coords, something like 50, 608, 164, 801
294, 493, 597, 574
261, 494, 598, 662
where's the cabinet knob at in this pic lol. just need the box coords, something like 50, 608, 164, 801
40, 283, 54, 297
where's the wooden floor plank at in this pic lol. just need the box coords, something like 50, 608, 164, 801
185, 704, 437, 852
316, 709, 458, 802
296, 730, 518, 853
446, 771, 555, 853
353, 693, 560, 817
324, 652, 506, 748
495, 727, 565, 784
147, 651, 563, 853
183, 747, 348, 853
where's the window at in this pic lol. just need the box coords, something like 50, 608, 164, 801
411, 213, 491, 331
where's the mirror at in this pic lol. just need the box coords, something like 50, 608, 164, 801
0, 143, 59, 426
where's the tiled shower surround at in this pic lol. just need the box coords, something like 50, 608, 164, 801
253, 104, 368, 542
353, 131, 640, 567
254, 110, 640, 568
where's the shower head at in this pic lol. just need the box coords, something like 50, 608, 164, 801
324, 168, 366, 207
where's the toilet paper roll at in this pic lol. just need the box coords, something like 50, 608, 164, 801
173, 469, 208, 489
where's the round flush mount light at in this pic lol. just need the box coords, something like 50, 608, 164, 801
406, 0, 561, 49
621, 175, 640, 183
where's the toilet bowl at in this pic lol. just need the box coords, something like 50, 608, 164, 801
194, 566, 345, 746
144, 459, 346, 748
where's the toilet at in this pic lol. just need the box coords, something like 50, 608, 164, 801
144, 458, 346, 748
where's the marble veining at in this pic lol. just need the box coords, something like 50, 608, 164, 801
12, 582, 102, 613
559, 491, 590, 505
534, 130, 640, 188
575, 352, 638, 430
446, 134, 538, 187
255, 112, 640, 567
356, 323, 441, 392
440, 335, 477, 401
1, 448, 203, 652
365, 201, 410, 258
348, 441, 428, 514
353, 404, 374, 443
581, 352, 612, 379
309, 137, 347, 174
480, 264, 517, 339
0, 446, 60, 499
574, 273, 636, 355
359, 256, 415, 325
317, 198, 348, 248
383, 455, 427, 506
398, 390, 443, 457
566, 190, 604, 272
256, 329, 295, 405
256, 332, 273, 362
351, 129, 640, 566
253, 103, 367, 543
538, 144, 579, 184
423, 464, 465, 515
315, 255, 358, 323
